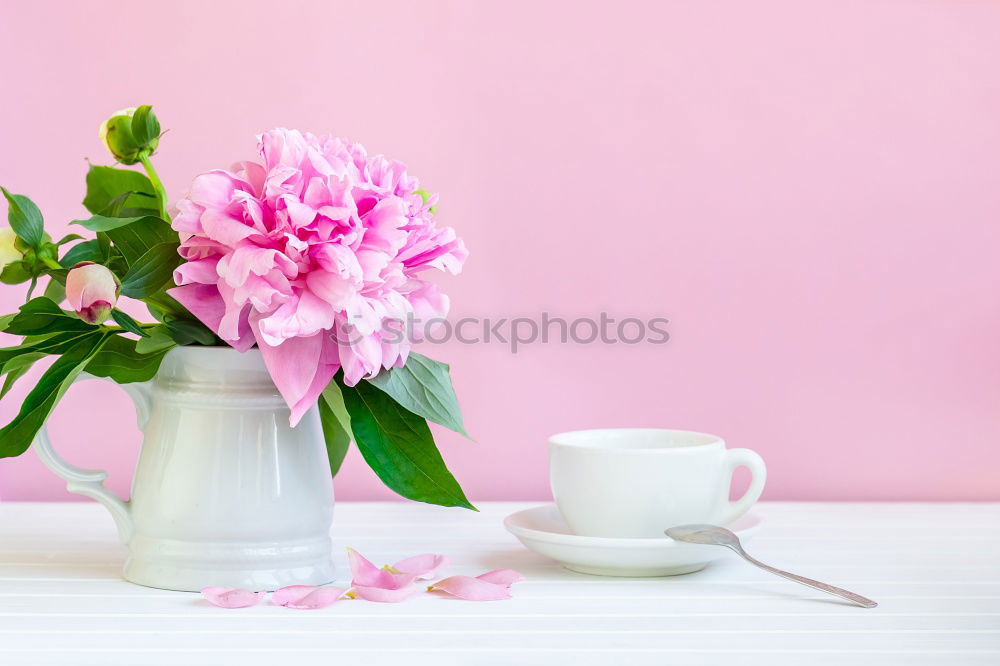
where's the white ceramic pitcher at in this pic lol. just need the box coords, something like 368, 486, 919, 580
33, 346, 335, 592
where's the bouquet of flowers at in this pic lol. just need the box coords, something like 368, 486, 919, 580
0, 106, 473, 509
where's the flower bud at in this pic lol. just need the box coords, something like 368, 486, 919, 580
66, 262, 119, 325
98, 106, 160, 165
0, 227, 21, 269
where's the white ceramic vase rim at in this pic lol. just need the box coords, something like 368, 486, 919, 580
164, 345, 261, 360
156, 345, 272, 387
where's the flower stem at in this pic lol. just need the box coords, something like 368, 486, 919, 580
138, 153, 169, 220
103, 324, 156, 333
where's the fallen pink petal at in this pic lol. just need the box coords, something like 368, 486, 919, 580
389, 553, 452, 579
427, 569, 524, 601
476, 569, 525, 587
347, 548, 418, 590
272, 585, 346, 609
344, 547, 423, 602
200, 587, 264, 609
428, 576, 511, 601
346, 583, 419, 603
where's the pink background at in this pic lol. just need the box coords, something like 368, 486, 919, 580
1, 0, 998, 502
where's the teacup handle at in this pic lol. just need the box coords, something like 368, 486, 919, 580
32, 373, 152, 544
715, 448, 767, 526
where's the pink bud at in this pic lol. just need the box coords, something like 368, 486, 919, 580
65, 262, 119, 324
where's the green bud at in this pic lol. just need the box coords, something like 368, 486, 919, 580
98, 106, 160, 165
19, 245, 36, 266
36, 242, 60, 269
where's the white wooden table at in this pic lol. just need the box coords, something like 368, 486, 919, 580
0, 501, 997, 665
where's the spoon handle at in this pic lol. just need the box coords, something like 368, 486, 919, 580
734, 549, 878, 608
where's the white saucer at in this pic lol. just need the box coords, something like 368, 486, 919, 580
503, 504, 762, 577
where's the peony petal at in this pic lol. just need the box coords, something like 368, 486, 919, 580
173, 256, 220, 285
187, 170, 244, 209
347, 548, 417, 589
390, 553, 452, 580
216, 282, 254, 346
337, 328, 384, 386
306, 271, 359, 312
200, 587, 264, 609
345, 583, 418, 603
358, 198, 408, 255
236, 160, 267, 196
476, 569, 525, 587
427, 576, 512, 601
171, 199, 205, 234
249, 315, 339, 426
254, 291, 335, 345
199, 208, 259, 247
271, 585, 345, 610
347, 547, 381, 584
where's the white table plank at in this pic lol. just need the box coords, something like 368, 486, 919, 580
0, 501, 996, 666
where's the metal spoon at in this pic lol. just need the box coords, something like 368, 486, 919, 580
665, 524, 878, 608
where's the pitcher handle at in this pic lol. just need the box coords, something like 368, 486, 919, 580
32, 373, 152, 544
715, 448, 767, 526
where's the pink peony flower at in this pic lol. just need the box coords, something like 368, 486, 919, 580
168, 129, 467, 425
66, 262, 119, 324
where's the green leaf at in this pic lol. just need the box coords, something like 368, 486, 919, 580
318, 395, 351, 476
0, 332, 109, 458
101, 190, 156, 218
141, 291, 186, 322
320, 381, 354, 477
59, 239, 106, 268
111, 310, 149, 337
0, 330, 100, 370
163, 318, 218, 346
0, 261, 31, 285
322, 381, 354, 438
134, 325, 177, 354
5, 297, 92, 336
131, 106, 161, 147
55, 234, 84, 246
0, 330, 94, 368
45, 267, 68, 284
85, 335, 167, 384
0, 313, 14, 332
42, 277, 65, 304
71, 214, 150, 232
82, 165, 158, 217
0, 351, 45, 399
366, 352, 469, 437
338, 377, 475, 510
1, 187, 44, 248
119, 242, 181, 298
103, 218, 177, 267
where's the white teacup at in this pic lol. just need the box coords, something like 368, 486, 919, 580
549, 429, 766, 538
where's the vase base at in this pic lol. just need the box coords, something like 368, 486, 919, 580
123, 558, 336, 592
